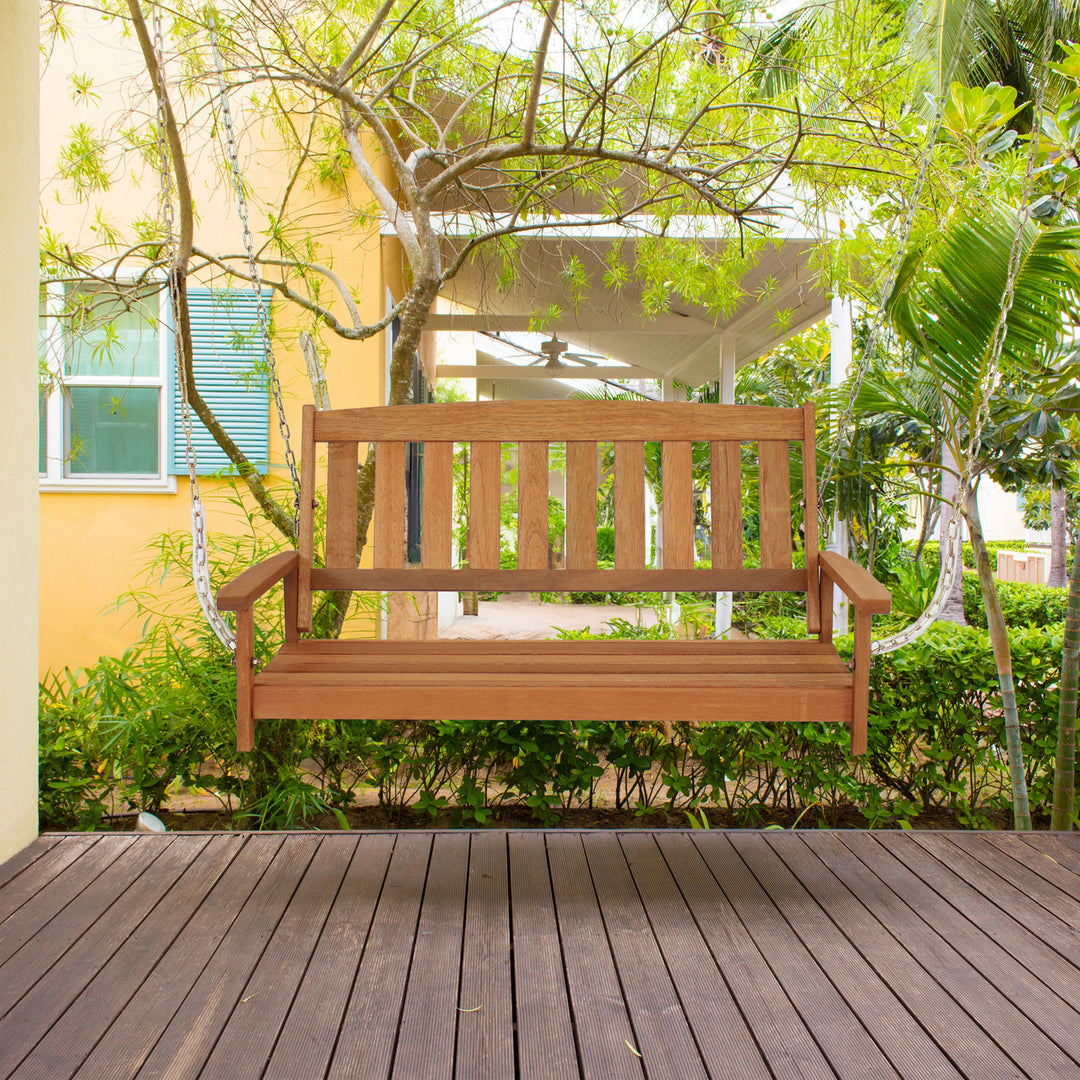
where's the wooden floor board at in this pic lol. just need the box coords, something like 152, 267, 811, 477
262, 834, 395, 1080
837, 832, 1080, 1077
695, 833, 903, 1080
782, 832, 1024, 1080
455, 833, 514, 1080
730, 832, 964, 1080
546, 833, 644, 1080
326, 832, 433, 1080
1, 830, 1077, 1080
655, 832, 838, 1080
507, 833, 578, 1080
6, 835, 237, 1080
616, 833, 771, 1080
198, 834, 361, 1080
132, 834, 319, 1080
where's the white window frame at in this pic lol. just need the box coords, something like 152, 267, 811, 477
39, 279, 176, 494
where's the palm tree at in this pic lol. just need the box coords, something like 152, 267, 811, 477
865, 202, 1080, 829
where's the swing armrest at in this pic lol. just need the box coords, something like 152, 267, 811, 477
818, 551, 892, 615
217, 551, 300, 612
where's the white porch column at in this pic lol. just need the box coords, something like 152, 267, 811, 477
0, 0, 40, 863
828, 296, 853, 634
714, 332, 736, 638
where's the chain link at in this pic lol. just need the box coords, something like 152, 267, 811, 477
208, 16, 301, 536
153, 4, 236, 651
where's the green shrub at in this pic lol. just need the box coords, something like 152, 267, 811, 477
961, 571, 1069, 628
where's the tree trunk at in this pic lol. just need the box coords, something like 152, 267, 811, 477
1049, 483, 1068, 588
965, 486, 1032, 830
1051, 538, 1080, 829
938, 443, 967, 624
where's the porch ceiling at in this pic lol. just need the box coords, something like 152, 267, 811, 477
419, 216, 832, 389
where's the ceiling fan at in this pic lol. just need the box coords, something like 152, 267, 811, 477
532, 334, 607, 370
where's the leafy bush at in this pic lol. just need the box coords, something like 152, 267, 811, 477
961, 571, 1069, 628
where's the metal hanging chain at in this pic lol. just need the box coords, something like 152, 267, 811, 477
871, 8, 1056, 658
208, 15, 302, 535
153, 4, 236, 651
818, 0, 976, 509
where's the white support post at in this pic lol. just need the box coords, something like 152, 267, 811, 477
660, 379, 682, 623
715, 332, 736, 639
829, 296, 853, 634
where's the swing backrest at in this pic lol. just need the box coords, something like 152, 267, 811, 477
294, 400, 821, 635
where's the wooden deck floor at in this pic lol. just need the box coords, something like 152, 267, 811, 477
2, 830, 1080, 1080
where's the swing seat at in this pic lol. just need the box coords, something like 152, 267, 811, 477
218, 401, 890, 753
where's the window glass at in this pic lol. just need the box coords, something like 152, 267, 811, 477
65, 387, 159, 475
38, 390, 48, 474
63, 281, 159, 379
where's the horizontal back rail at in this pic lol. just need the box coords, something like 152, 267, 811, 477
313, 401, 806, 442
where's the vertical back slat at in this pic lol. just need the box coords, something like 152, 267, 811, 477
421, 441, 454, 569
661, 441, 695, 569
710, 440, 742, 568
468, 441, 501, 570
566, 442, 598, 570
374, 440, 407, 569
325, 441, 359, 568
802, 403, 821, 634
518, 442, 549, 570
614, 442, 645, 569
758, 440, 792, 569
297, 405, 316, 633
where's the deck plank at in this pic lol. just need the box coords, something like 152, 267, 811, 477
1, 830, 1078, 1080
655, 832, 838, 1080
835, 832, 1080, 1076
5, 835, 238, 1080
326, 832, 433, 1080
546, 833, 644, 1080
507, 833, 578, 1080
262, 834, 396, 1080
880, 832, 1080, 1016
391, 833, 470, 1080
729, 832, 964, 1080
692, 832, 902, 1080
456, 833, 514, 1080
198, 834, 362, 1080
0, 836, 65, 893
130, 834, 319, 1080
617, 834, 771, 1080
583, 833, 708, 1080
774, 832, 1023, 1080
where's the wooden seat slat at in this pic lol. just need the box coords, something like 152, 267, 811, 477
614, 442, 646, 569
261, 652, 851, 676
222, 401, 890, 754
566, 442, 599, 570
373, 440, 406, 569
710, 440, 742, 568
758, 440, 792, 569
662, 442, 695, 569
325, 441, 359, 569
421, 440, 454, 569
468, 441, 501, 570
518, 441, 550, 570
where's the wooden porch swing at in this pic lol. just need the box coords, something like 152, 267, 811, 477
217, 399, 891, 754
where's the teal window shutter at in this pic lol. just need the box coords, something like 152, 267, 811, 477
172, 287, 270, 475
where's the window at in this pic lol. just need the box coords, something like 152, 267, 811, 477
39, 281, 270, 492
39, 281, 169, 490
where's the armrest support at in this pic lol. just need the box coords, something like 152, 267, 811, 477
818, 551, 891, 615
217, 551, 300, 611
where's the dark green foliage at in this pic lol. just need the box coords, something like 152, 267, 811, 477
961, 570, 1069, 627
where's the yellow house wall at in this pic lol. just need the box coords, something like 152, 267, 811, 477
1, 0, 41, 861
38, 13, 391, 676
